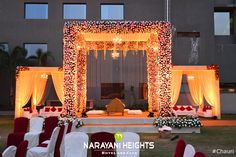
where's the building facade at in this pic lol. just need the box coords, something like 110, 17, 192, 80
0, 0, 236, 111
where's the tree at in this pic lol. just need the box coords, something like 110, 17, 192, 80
0, 46, 29, 108
27, 49, 55, 66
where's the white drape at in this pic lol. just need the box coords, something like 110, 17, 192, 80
187, 71, 203, 107
200, 71, 221, 118
15, 71, 35, 118
171, 70, 183, 106
32, 72, 48, 109
51, 72, 64, 104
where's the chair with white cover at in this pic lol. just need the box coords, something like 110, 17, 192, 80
183, 144, 196, 157
27, 127, 60, 157
116, 132, 140, 157
64, 132, 88, 157
24, 117, 44, 148
2, 146, 17, 157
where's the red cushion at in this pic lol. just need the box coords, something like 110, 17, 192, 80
51, 107, 56, 112
15, 141, 28, 157
44, 117, 58, 133
91, 132, 115, 157
186, 106, 193, 111
7, 133, 25, 147
45, 107, 50, 112
37, 143, 48, 147
14, 117, 29, 133
39, 133, 51, 144
180, 106, 185, 111
58, 107, 62, 112
194, 152, 206, 157
174, 139, 186, 157
39, 116, 58, 143
23, 108, 29, 111
173, 106, 179, 111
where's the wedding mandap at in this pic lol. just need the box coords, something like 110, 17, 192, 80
14, 21, 221, 119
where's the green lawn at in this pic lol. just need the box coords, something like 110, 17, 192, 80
1, 116, 236, 157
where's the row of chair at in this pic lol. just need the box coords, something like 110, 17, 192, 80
7, 117, 78, 149
174, 139, 206, 157
1, 141, 28, 157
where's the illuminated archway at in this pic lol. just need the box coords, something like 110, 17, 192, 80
63, 21, 172, 117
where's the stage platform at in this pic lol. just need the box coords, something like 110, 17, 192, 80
75, 112, 201, 133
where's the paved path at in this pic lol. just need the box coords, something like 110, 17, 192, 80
202, 120, 236, 126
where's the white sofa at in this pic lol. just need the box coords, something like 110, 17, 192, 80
197, 106, 213, 117
39, 106, 63, 117
23, 108, 38, 119
172, 105, 196, 116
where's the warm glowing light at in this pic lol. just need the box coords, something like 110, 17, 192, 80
40, 74, 48, 79
112, 36, 122, 44
111, 51, 120, 59
187, 75, 195, 80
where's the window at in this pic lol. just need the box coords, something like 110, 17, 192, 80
63, 4, 86, 19
214, 11, 233, 35
24, 44, 47, 57
101, 83, 124, 99
25, 3, 48, 19
0, 43, 9, 52
101, 4, 124, 20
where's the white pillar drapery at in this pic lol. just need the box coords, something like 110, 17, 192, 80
15, 71, 35, 117
187, 71, 204, 107
171, 70, 183, 106
200, 70, 221, 118
51, 72, 64, 104
31, 72, 48, 109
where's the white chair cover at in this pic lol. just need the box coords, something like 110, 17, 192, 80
2, 146, 17, 157
116, 132, 140, 157
27, 127, 60, 157
24, 117, 44, 148
60, 123, 68, 157
64, 132, 88, 157
183, 144, 196, 157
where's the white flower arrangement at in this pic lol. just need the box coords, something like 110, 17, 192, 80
154, 116, 202, 128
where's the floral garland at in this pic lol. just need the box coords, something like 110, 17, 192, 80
58, 115, 83, 128
16, 66, 30, 79
154, 116, 202, 128
63, 21, 172, 116
207, 64, 219, 80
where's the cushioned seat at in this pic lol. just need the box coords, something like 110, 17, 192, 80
174, 139, 186, 157
91, 132, 115, 157
39, 116, 58, 144
106, 98, 125, 116
15, 141, 28, 157
7, 117, 29, 147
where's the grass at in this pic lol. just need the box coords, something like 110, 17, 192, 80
1, 116, 236, 157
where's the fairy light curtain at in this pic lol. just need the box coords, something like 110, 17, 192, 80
63, 21, 173, 117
